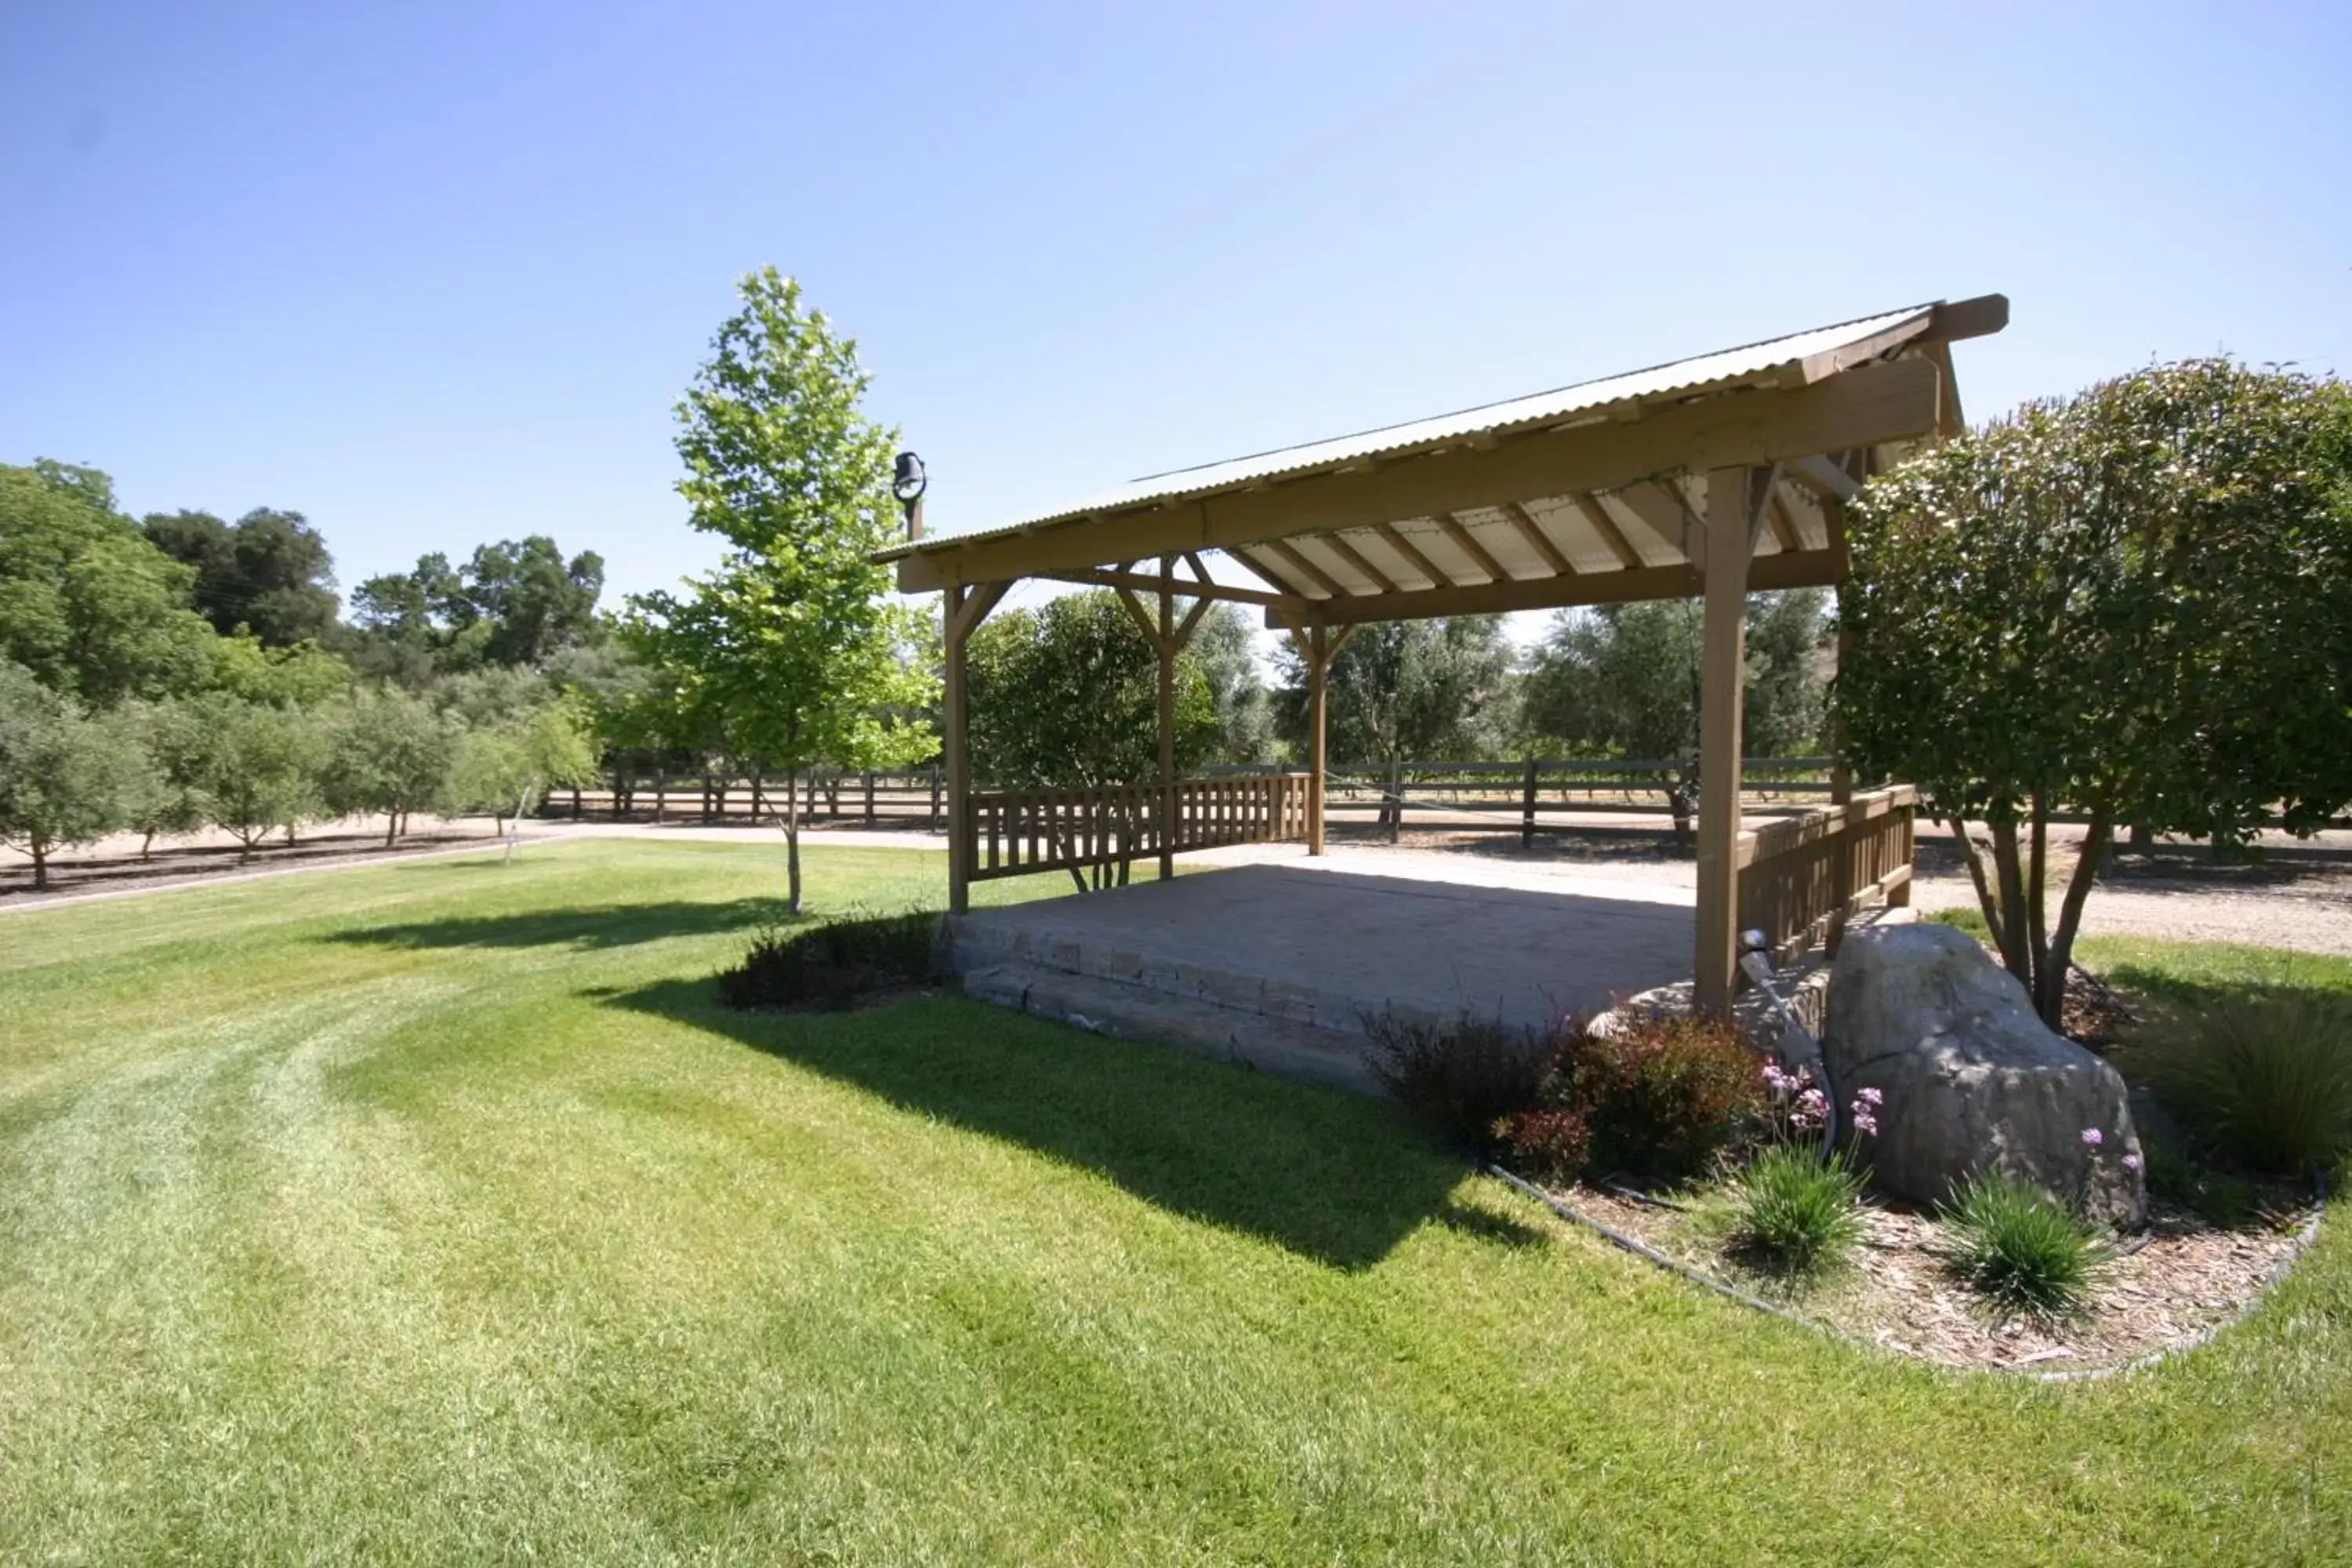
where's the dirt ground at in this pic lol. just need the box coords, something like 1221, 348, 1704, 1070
12, 815, 2352, 960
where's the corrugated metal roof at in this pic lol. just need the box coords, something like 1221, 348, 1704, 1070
882, 303, 1936, 561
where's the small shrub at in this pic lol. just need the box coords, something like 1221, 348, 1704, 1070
1363, 1011, 1556, 1154
2124, 993, 2352, 1178
1727, 1145, 1865, 1277
1942, 1173, 2113, 1320
1565, 1012, 1765, 1183
717, 909, 942, 1011
1493, 1107, 1592, 1182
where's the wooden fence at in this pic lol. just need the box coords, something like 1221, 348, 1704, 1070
1275, 757, 1834, 844
546, 757, 1837, 839
1736, 784, 1917, 964
555, 767, 946, 828
967, 774, 1312, 884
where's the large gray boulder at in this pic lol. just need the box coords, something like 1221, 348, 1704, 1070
1824, 922, 2145, 1226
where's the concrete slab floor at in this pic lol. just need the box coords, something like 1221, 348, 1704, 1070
955, 848, 1696, 1034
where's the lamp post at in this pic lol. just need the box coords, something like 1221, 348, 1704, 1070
893, 451, 927, 541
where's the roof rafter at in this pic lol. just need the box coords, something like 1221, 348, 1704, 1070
892, 356, 1944, 590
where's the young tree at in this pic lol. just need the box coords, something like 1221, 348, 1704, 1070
442, 699, 603, 833
0, 662, 149, 889
626, 267, 935, 913
1838, 361, 2352, 1025
320, 688, 460, 846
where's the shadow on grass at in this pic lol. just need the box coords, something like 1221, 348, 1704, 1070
331, 898, 785, 952
612, 978, 1537, 1270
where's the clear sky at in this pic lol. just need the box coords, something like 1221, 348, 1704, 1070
5, 2, 2347, 621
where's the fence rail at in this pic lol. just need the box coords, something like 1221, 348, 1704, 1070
967, 774, 1312, 884
1736, 784, 1918, 964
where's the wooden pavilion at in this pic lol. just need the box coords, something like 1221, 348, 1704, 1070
877, 298, 2006, 1012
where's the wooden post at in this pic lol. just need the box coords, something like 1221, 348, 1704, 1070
863, 770, 876, 826
1387, 755, 1403, 844
1696, 466, 1759, 1016
942, 582, 1007, 914
929, 764, 942, 829
946, 586, 971, 913
1308, 626, 1329, 856
654, 767, 666, 824
1157, 556, 1177, 881
1827, 615, 1856, 955
1521, 757, 1538, 849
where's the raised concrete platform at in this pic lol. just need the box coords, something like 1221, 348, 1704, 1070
949, 850, 1697, 1091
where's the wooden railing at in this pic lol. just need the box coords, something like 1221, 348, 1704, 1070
967, 774, 1312, 884
1736, 784, 1918, 964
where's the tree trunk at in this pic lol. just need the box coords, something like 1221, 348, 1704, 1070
140, 829, 155, 862
385, 811, 399, 848
30, 837, 48, 891
784, 767, 804, 916
2038, 814, 2113, 1029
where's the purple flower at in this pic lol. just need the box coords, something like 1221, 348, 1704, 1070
2122, 1152, 2143, 1173
1857, 1087, 1883, 1107
2080, 1127, 2104, 1147
1849, 1110, 1879, 1138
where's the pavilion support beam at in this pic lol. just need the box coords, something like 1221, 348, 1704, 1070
1695, 469, 1760, 1016
1157, 557, 1177, 880
1269, 547, 1840, 628
1287, 623, 1355, 855
944, 579, 1011, 915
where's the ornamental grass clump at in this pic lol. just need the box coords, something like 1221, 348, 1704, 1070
1942, 1173, 2114, 1321
2124, 993, 2352, 1178
1726, 1144, 1866, 1279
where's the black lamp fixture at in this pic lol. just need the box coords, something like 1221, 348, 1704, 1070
892, 451, 927, 540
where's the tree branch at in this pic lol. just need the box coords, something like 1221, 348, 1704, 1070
2042, 812, 2112, 1029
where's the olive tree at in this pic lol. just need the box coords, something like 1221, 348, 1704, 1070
1838, 361, 2352, 1025
0, 662, 150, 889
320, 688, 459, 845
191, 695, 328, 857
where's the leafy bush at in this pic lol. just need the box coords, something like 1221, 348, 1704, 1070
717, 910, 941, 1011
1563, 1013, 1764, 1183
1363, 1011, 1556, 1155
2124, 993, 2352, 1178
1727, 1145, 1866, 1278
1942, 1174, 2113, 1320
1493, 1108, 1592, 1183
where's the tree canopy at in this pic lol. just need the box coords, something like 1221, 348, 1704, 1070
0, 462, 219, 704
967, 592, 1219, 789
142, 506, 341, 647
1838, 359, 2352, 1023
1276, 615, 1513, 772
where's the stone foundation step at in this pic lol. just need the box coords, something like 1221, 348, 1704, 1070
962, 961, 1383, 1098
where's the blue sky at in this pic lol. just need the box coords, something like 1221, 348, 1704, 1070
5, 2, 2347, 619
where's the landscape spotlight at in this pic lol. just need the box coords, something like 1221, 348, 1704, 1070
892, 451, 927, 539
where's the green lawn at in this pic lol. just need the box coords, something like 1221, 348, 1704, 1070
3, 840, 2347, 1565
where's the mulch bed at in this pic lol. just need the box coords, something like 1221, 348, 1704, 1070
1544, 1178, 2320, 1375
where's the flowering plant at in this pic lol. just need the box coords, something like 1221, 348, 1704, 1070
1760, 1061, 1882, 1145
